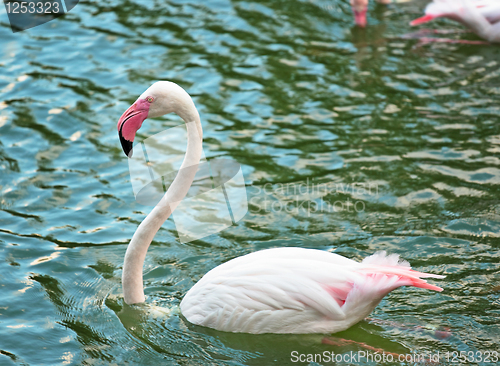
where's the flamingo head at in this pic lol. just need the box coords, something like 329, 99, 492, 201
351, 0, 369, 27
117, 81, 184, 157
117, 98, 152, 157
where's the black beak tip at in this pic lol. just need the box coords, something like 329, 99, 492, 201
119, 131, 134, 158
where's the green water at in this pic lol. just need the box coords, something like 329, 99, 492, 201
1, 0, 499, 365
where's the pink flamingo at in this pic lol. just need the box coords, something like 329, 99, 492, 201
350, 0, 411, 27
117, 81, 445, 334
411, 0, 500, 43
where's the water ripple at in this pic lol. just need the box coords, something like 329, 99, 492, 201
1, 0, 500, 364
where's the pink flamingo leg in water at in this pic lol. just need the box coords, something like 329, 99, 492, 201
401, 30, 489, 45
365, 317, 452, 340
417, 37, 488, 45
321, 337, 441, 365
320, 318, 451, 365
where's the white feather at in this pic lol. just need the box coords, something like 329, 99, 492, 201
361, 250, 410, 267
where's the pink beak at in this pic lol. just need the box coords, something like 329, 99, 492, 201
117, 99, 150, 157
410, 14, 437, 26
353, 9, 368, 27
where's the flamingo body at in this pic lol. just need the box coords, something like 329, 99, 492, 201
181, 247, 444, 334
411, 0, 500, 43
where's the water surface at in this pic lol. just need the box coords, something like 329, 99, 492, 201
1, 0, 500, 365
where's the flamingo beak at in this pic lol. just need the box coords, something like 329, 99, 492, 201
410, 14, 436, 26
117, 99, 150, 157
353, 9, 368, 27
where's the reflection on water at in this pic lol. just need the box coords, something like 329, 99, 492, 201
1, 0, 500, 364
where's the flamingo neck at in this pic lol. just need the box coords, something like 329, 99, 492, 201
122, 109, 202, 305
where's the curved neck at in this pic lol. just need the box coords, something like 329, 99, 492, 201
122, 112, 202, 304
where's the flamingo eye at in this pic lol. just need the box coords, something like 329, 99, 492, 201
146, 96, 154, 103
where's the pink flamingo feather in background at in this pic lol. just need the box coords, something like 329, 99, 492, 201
411, 0, 500, 43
